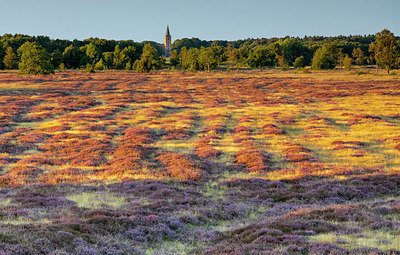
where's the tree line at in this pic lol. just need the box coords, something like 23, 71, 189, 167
170, 29, 400, 73
0, 35, 163, 74
0, 29, 399, 74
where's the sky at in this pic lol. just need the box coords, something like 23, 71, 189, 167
0, 0, 398, 43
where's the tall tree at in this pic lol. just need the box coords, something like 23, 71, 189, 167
343, 54, 352, 71
374, 29, 399, 73
113, 45, 127, 70
170, 49, 179, 67
18, 42, 54, 75
102, 52, 114, 69
185, 48, 200, 70
0, 43, 5, 69
134, 43, 163, 73
352, 47, 365, 65
199, 47, 218, 71
3, 47, 18, 70
294, 56, 305, 68
179, 47, 188, 69
62, 45, 82, 69
85, 43, 101, 65
246, 46, 274, 68
311, 44, 339, 70
367, 43, 376, 65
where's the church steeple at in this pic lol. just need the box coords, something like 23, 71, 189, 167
164, 25, 172, 57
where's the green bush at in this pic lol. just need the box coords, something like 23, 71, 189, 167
343, 55, 352, 71
294, 56, 305, 68
18, 42, 54, 75
311, 44, 338, 70
85, 64, 95, 73
94, 59, 105, 70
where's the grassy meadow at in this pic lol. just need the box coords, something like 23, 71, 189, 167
0, 68, 399, 254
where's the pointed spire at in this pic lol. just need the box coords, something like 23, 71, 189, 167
165, 25, 170, 37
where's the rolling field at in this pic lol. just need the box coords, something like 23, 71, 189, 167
0, 69, 399, 254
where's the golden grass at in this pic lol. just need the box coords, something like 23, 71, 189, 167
1, 70, 400, 185
310, 231, 400, 251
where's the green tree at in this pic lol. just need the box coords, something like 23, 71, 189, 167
374, 29, 399, 73
134, 43, 163, 73
102, 52, 114, 69
85, 43, 101, 65
246, 46, 274, 68
185, 48, 200, 70
170, 49, 179, 67
0, 44, 5, 69
113, 45, 127, 70
352, 47, 365, 65
62, 45, 82, 69
343, 54, 352, 71
122, 46, 140, 70
18, 42, 54, 75
336, 49, 345, 68
3, 47, 18, 70
367, 43, 375, 65
311, 44, 339, 70
226, 43, 240, 65
199, 47, 218, 71
94, 59, 105, 70
294, 56, 305, 68
179, 47, 188, 69
51, 49, 63, 69
280, 38, 311, 66
210, 41, 227, 65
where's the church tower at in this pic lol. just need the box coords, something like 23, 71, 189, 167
164, 25, 171, 57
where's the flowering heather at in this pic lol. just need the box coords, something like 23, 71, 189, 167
0, 70, 399, 253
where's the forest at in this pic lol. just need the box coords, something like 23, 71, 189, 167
0, 29, 399, 74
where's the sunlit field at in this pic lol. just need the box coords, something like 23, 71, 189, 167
0, 69, 399, 254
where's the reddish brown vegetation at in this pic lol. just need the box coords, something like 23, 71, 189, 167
156, 152, 205, 181
107, 127, 156, 176
281, 143, 314, 163
234, 142, 270, 172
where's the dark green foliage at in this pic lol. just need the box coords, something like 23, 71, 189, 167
50, 49, 63, 69
311, 44, 339, 70
246, 46, 274, 68
0, 32, 395, 71
280, 38, 312, 66
0, 43, 6, 69
170, 49, 179, 67
172, 37, 212, 52
18, 42, 54, 75
62, 45, 82, 69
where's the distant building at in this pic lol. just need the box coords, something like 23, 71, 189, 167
164, 25, 171, 57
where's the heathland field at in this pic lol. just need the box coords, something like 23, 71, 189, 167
0, 69, 399, 254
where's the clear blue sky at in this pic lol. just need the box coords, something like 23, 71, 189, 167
1, 0, 398, 43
